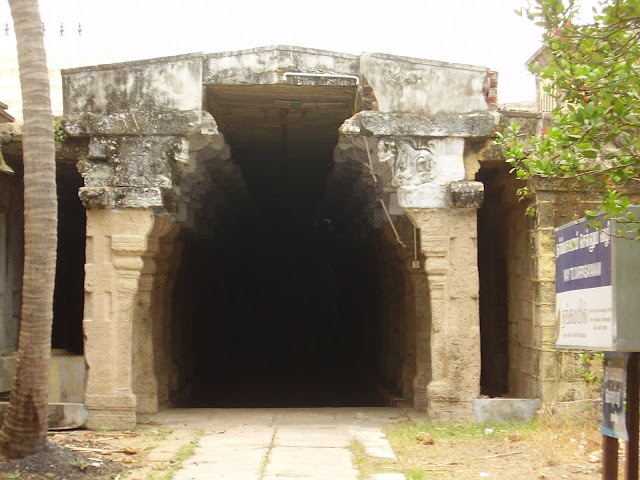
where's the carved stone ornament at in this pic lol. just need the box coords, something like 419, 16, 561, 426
377, 138, 435, 187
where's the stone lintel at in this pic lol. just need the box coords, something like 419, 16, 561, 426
340, 111, 496, 138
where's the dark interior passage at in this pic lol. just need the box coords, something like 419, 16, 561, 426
52, 162, 85, 354
174, 206, 380, 407
476, 164, 511, 397
170, 84, 398, 407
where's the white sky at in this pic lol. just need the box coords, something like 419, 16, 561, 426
1, 0, 545, 103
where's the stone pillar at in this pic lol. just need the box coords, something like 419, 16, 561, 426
339, 112, 494, 419
132, 217, 176, 414
156, 231, 183, 407
400, 268, 420, 399
83, 209, 155, 430
376, 134, 484, 420
405, 204, 482, 420
134, 220, 180, 412
410, 272, 430, 409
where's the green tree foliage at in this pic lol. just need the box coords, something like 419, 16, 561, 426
496, 0, 640, 235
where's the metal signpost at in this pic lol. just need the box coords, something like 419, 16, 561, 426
555, 208, 640, 480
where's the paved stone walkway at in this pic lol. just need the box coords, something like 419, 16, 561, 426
147, 408, 415, 480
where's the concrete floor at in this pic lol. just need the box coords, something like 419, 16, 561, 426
145, 407, 424, 480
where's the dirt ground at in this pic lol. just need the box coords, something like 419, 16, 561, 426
373, 403, 617, 480
0, 426, 194, 480
380, 423, 605, 479
0, 404, 623, 480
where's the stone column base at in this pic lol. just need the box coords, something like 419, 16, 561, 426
85, 393, 137, 430
426, 380, 476, 421
413, 387, 428, 412
135, 394, 159, 415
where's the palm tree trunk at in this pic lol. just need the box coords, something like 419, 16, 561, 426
0, 0, 57, 459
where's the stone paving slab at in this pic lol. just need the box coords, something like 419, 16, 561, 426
274, 426, 352, 447
350, 427, 397, 459
370, 474, 407, 480
149, 408, 275, 429
198, 426, 274, 447
145, 441, 185, 462
264, 446, 358, 480
175, 445, 267, 480
272, 409, 337, 427
333, 408, 410, 426
149, 408, 410, 479
204, 409, 276, 429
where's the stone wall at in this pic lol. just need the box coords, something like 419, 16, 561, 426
0, 140, 23, 356
529, 178, 614, 402
479, 111, 605, 403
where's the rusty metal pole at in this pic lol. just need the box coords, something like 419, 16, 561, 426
603, 434, 619, 480
625, 352, 639, 480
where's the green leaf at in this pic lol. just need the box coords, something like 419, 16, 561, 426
502, 0, 640, 239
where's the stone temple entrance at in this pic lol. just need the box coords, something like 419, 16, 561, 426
59, 46, 492, 428
171, 83, 414, 407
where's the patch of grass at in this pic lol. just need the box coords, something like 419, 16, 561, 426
155, 428, 169, 441
258, 427, 277, 479
5, 470, 20, 479
145, 430, 203, 480
71, 458, 91, 472
348, 438, 397, 480
406, 468, 435, 480
348, 438, 368, 480
387, 417, 539, 443
349, 438, 367, 466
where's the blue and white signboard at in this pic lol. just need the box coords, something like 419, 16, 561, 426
555, 206, 640, 351
555, 216, 613, 349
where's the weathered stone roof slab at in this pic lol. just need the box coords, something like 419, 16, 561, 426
62, 53, 204, 136
203, 45, 360, 86
360, 52, 489, 115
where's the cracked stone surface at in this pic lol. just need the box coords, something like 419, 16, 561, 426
148, 408, 406, 480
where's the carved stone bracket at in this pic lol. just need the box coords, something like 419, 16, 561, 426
448, 181, 484, 209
